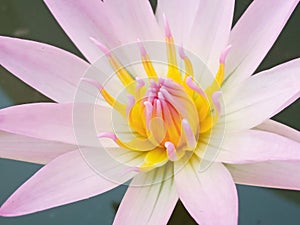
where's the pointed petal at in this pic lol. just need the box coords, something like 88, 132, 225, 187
113, 166, 178, 225
223, 59, 300, 131
0, 131, 77, 164
0, 151, 119, 216
227, 161, 300, 190
0, 36, 89, 103
175, 158, 238, 225
0, 103, 113, 145
44, 0, 162, 63
216, 129, 300, 164
224, 0, 299, 87
256, 119, 300, 142
156, 0, 234, 74
186, 0, 234, 74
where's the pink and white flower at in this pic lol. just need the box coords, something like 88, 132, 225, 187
0, 0, 299, 224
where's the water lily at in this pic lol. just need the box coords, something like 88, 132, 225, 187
0, 0, 300, 224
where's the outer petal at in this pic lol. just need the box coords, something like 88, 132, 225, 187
223, 59, 300, 131
44, 0, 162, 63
0, 36, 89, 103
227, 161, 300, 190
256, 119, 300, 142
0, 102, 113, 145
224, 0, 299, 87
0, 151, 120, 216
175, 158, 238, 225
216, 129, 300, 164
0, 131, 77, 164
156, 0, 234, 74
113, 166, 178, 225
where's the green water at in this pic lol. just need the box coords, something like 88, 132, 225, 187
0, 0, 299, 224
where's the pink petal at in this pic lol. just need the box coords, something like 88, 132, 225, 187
175, 158, 238, 225
227, 161, 300, 190
224, 0, 299, 88
216, 129, 300, 164
0, 151, 119, 216
0, 36, 89, 103
44, 0, 162, 63
156, 0, 234, 74
0, 131, 76, 164
223, 59, 300, 131
0, 103, 113, 146
256, 119, 300, 142
113, 166, 178, 225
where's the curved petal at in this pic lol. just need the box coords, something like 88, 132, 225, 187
113, 166, 178, 225
0, 131, 77, 164
227, 161, 300, 190
0, 151, 119, 216
44, 0, 163, 63
0, 36, 89, 103
216, 129, 300, 164
256, 119, 300, 142
175, 158, 238, 225
156, 0, 234, 74
223, 59, 300, 131
224, 0, 299, 88
0, 103, 113, 146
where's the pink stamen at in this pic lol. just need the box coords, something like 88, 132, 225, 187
186, 76, 206, 98
165, 141, 177, 161
90, 37, 111, 56
97, 132, 117, 142
137, 38, 147, 57
182, 119, 196, 148
135, 77, 145, 91
80, 78, 103, 91
163, 13, 172, 39
212, 91, 222, 114
144, 101, 153, 129
154, 99, 162, 118
219, 45, 232, 64
179, 45, 187, 59
126, 95, 135, 116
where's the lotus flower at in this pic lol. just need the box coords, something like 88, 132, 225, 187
0, 0, 300, 224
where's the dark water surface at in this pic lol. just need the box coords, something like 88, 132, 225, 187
0, 0, 299, 224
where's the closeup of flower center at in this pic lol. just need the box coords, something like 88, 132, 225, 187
83, 18, 230, 172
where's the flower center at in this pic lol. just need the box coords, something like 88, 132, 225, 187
83, 16, 230, 172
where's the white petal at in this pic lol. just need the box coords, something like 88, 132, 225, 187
156, 0, 234, 74
223, 59, 300, 131
44, 0, 162, 63
175, 158, 238, 225
0, 36, 89, 103
0, 103, 113, 146
256, 119, 300, 142
227, 161, 300, 190
224, 0, 299, 88
0, 151, 119, 216
216, 129, 300, 164
0, 131, 76, 164
113, 165, 178, 225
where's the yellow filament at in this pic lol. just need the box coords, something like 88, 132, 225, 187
166, 37, 182, 83
182, 56, 195, 96
108, 56, 135, 87
215, 64, 225, 86
100, 88, 126, 116
142, 55, 158, 79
